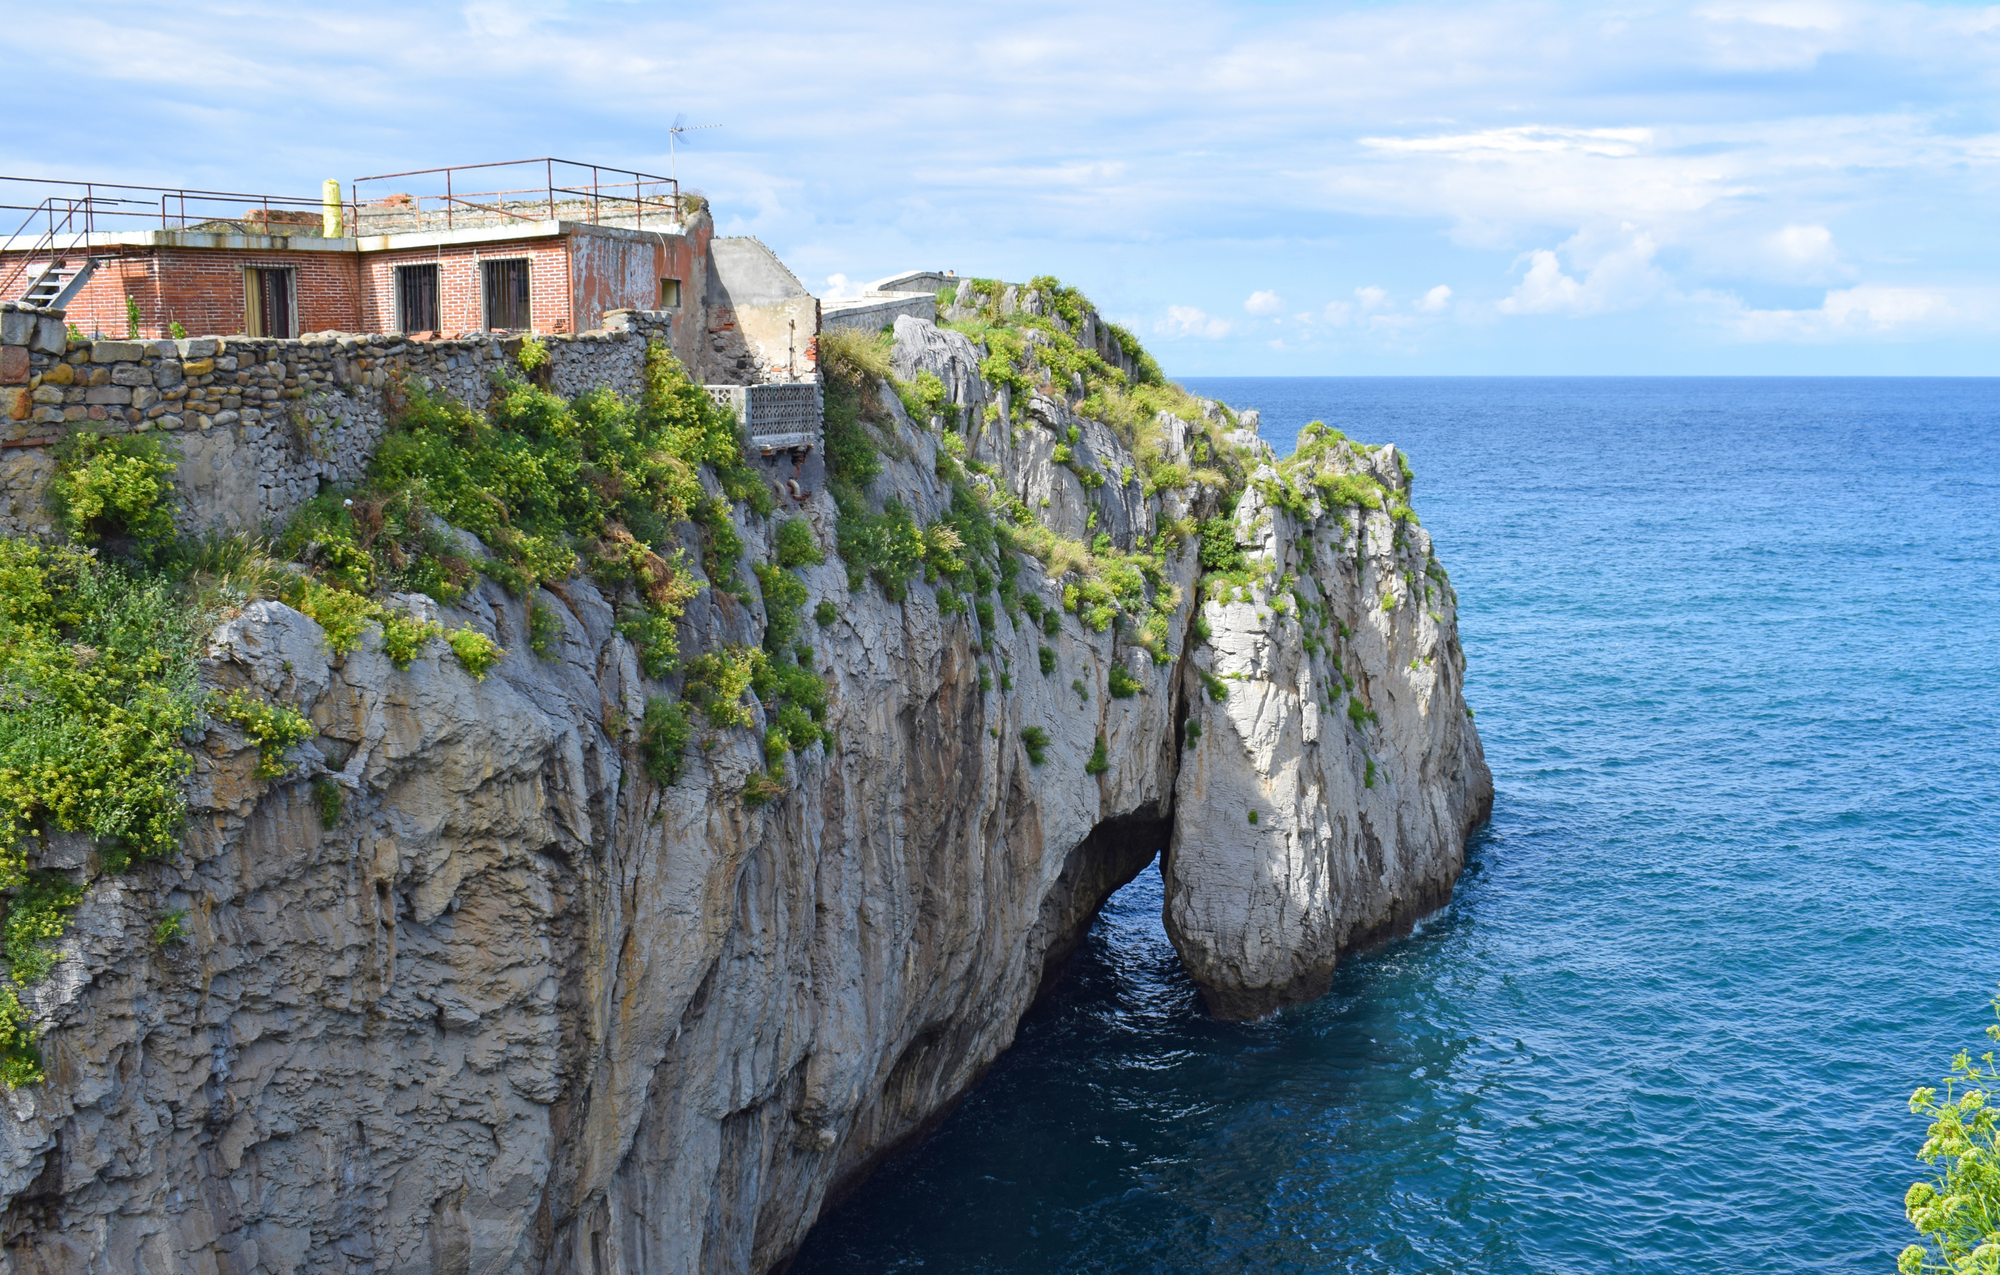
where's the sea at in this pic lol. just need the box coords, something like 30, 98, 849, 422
791, 378, 2000, 1274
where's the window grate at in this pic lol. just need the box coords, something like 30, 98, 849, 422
397, 263, 440, 334
483, 258, 531, 331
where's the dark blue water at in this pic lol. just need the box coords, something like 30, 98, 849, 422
792, 378, 2000, 1274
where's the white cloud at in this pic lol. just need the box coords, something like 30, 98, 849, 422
1158, 305, 1233, 339
822, 273, 865, 301
8, 0, 2000, 367
1244, 289, 1284, 315
1354, 285, 1389, 312
1417, 285, 1453, 314
1771, 223, 1839, 273
1500, 229, 1668, 316
1718, 285, 2000, 340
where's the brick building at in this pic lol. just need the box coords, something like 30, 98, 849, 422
0, 160, 819, 387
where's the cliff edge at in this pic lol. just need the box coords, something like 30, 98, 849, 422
0, 280, 1487, 1273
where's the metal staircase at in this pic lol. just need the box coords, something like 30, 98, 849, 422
1, 194, 114, 309
17, 257, 99, 309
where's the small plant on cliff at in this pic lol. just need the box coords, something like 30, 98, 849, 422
528, 600, 564, 659
153, 908, 189, 947
1086, 734, 1109, 775
208, 690, 315, 780
814, 600, 837, 627
1021, 726, 1051, 766
1108, 665, 1143, 699
313, 777, 344, 829
776, 517, 824, 568
641, 696, 693, 786
50, 431, 180, 548
1897, 990, 2000, 1275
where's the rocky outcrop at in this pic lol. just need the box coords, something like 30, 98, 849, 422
0, 317, 1485, 1273
1167, 444, 1492, 1019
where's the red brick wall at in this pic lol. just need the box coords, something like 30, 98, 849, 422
0, 248, 362, 339
358, 239, 574, 337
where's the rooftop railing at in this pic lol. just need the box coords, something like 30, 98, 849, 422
348, 158, 687, 236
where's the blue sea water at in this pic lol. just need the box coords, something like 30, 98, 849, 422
791, 378, 2000, 1274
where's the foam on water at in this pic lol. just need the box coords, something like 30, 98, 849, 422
793, 378, 2000, 1274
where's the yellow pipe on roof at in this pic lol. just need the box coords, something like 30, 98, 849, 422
322, 179, 344, 238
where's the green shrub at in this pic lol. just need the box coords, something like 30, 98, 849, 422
642, 697, 692, 785
445, 626, 501, 678
208, 690, 315, 780
1072, 678, 1089, 703
1197, 514, 1244, 573
377, 611, 445, 669
4, 873, 85, 985
978, 666, 993, 693
814, 599, 837, 627
153, 908, 188, 947
741, 770, 786, 808
313, 777, 343, 829
528, 600, 564, 659
1108, 665, 1142, 699
1039, 645, 1057, 676
1247, 810, 1259, 825
1364, 757, 1377, 788
1184, 720, 1202, 748
1899, 991, 2000, 1275
776, 517, 824, 568
1086, 734, 1109, 775
683, 648, 757, 728
51, 432, 179, 547
1348, 697, 1378, 729
1020, 726, 1051, 766
1200, 670, 1229, 702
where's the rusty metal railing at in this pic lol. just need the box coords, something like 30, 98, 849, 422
348, 158, 683, 237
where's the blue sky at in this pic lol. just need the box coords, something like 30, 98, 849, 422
8, 0, 2000, 374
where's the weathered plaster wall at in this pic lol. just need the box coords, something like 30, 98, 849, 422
705, 238, 818, 385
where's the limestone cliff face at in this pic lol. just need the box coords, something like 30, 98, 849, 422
1167, 436, 1493, 1019
0, 318, 1486, 1274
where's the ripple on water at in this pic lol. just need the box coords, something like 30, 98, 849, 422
792, 378, 2000, 1275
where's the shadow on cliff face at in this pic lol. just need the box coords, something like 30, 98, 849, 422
803, 801, 1174, 1237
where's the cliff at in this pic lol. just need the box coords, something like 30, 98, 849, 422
0, 282, 1487, 1273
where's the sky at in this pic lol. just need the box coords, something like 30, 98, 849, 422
6, 0, 2000, 375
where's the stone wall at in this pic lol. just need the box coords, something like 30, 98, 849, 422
0, 300, 672, 537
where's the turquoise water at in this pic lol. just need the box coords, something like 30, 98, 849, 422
792, 379, 2000, 1274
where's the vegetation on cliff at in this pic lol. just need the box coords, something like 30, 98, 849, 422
1900, 991, 2000, 1275
0, 339, 784, 1087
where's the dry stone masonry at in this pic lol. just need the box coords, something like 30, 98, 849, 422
0, 300, 671, 536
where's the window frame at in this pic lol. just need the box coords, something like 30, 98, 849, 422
243, 266, 298, 339
658, 277, 682, 309
482, 257, 532, 332
396, 262, 441, 335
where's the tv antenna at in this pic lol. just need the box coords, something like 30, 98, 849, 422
668, 115, 719, 183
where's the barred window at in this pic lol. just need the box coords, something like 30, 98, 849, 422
397, 263, 439, 334
483, 258, 531, 331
